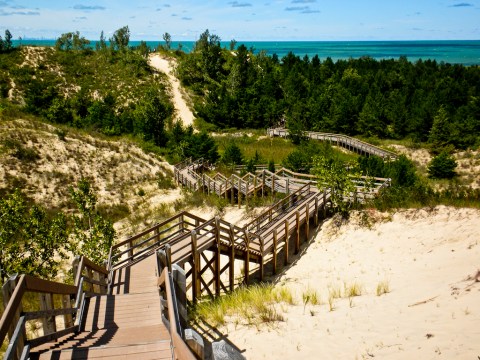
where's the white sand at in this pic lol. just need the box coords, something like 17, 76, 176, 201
221, 206, 480, 359
149, 54, 195, 128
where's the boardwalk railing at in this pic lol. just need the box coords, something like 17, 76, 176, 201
157, 246, 199, 360
268, 127, 398, 161
0, 256, 107, 360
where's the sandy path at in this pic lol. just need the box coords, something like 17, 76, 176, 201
149, 54, 195, 128
222, 206, 480, 359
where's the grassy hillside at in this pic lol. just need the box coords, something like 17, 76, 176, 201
1, 46, 166, 112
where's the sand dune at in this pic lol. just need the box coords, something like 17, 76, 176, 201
149, 54, 195, 128
222, 206, 480, 359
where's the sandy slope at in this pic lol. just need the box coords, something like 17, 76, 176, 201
221, 206, 480, 359
149, 54, 195, 127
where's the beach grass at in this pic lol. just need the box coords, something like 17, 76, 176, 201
192, 283, 294, 327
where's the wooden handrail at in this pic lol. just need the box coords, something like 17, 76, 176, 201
268, 127, 398, 160
0, 275, 26, 343
0, 275, 78, 345
157, 266, 196, 360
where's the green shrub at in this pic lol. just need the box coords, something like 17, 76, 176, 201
428, 151, 457, 179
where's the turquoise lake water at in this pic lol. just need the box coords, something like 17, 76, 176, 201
12, 40, 480, 65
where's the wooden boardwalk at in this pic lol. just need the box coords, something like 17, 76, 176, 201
29, 254, 174, 360
268, 127, 398, 160
1, 132, 392, 359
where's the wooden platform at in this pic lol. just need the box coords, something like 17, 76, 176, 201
31, 254, 173, 360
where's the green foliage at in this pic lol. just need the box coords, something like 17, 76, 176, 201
268, 159, 275, 172
222, 142, 243, 166
0, 34, 169, 145
177, 34, 480, 149
428, 151, 457, 179
163, 32, 172, 50
55, 31, 90, 51
357, 155, 418, 188
312, 155, 360, 215
69, 179, 115, 264
4, 30, 12, 51
0, 190, 69, 284
110, 26, 130, 51
133, 87, 173, 146
282, 141, 352, 173
166, 121, 219, 163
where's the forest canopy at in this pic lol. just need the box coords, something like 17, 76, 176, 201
177, 30, 480, 150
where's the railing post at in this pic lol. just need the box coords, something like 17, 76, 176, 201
286, 178, 289, 196
272, 229, 278, 275
214, 217, 221, 297
2, 274, 26, 357
246, 178, 250, 208
191, 231, 200, 303
295, 211, 300, 254
259, 235, 264, 281
314, 197, 319, 226
271, 174, 275, 201
323, 191, 327, 218
239, 177, 243, 208
39, 293, 56, 337
284, 219, 289, 265
62, 294, 74, 328
128, 239, 133, 261
262, 170, 265, 198
305, 203, 310, 240
72, 256, 80, 285
244, 231, 251, 285
229, 224, 236, 291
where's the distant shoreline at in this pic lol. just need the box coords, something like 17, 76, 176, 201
11, 39, 480, 65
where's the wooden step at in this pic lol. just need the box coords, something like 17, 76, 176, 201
35, 340, 172, 360
83, 293, 162, 332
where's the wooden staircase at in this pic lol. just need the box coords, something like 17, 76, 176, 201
1, 131, 395, 359
29, 254, 174, 360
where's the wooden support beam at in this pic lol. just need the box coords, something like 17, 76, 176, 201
229, 224, 236, 291
191, 231, 200, 303
262, 170, 265, 198
238, 178, 242, 209
314, 197, 319, 226
246, 178, 249, 208
306, 203, 310, 240
39, 293, 56, 336
62, 295, 73, 328
295, 211, 300, 254
323, 191, 327, 218
284, 219, 289, 266
230, 179, 234, 205
214, 218, 221, 297
244, 231, 250, 285
272, 229, 278, 275
271, 174, 275, 201
259, 235, 264, 281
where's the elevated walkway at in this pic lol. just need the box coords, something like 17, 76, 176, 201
1, 134, 391, 360
268, 127, 398, 161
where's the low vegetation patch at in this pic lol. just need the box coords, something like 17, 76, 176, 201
376, 280, 391, 296
193, 283, 295, 328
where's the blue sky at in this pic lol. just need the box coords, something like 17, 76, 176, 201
0, 0, 479, 41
